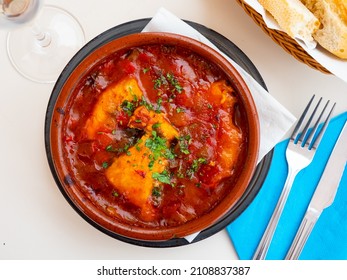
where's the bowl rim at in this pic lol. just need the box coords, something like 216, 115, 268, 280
45, 31, 260, 241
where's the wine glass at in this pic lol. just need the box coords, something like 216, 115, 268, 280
1, 0, 85, 83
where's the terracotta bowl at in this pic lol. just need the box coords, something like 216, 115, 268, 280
45, 32, 260, 244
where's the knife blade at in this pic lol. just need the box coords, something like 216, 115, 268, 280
285, 120, 347, 260
309, 121, 347, 212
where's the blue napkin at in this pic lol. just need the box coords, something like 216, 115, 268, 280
227, 112, 347, 260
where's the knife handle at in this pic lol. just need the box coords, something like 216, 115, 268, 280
285, 208, 321, 260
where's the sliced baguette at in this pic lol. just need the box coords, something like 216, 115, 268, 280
258, 0, 320, 44
301, 0, 347, 59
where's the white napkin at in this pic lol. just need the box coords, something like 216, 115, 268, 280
143, 7, 296, 164
243, 0, 347, 83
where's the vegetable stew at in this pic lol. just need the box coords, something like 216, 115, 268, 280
60, 43, 249, 229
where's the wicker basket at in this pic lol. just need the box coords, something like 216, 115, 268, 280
236, 0, 330, 74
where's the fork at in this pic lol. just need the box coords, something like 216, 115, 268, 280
252, 95, 335, 260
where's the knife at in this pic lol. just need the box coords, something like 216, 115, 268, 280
285, 120, 347, 260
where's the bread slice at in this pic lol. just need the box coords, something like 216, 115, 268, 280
301, 0, 347, 58
259, 0, 320, 44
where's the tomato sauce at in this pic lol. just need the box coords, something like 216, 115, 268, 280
61, 44, 248, 229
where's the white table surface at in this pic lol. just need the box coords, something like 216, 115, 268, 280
1, 0, 347, 260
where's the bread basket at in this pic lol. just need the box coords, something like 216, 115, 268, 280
236, 0, 331, 74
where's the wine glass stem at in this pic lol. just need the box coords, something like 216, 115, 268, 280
31, 24, 51, 47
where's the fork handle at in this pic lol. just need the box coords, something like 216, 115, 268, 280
285, 208, 321, 260
253, 167, 297, 260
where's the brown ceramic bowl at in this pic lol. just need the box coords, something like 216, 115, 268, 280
45, 32, 259, 244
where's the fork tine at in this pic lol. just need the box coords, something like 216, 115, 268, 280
291, 95, 315, 141
304, 100, 330, 147
297, 96, 322, 144
309, 101, 336, 149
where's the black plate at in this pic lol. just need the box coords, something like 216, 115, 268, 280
46, 18, 273, 248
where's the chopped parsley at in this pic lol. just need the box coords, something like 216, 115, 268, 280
139, 96, 154, 111
160, 148, 174, 161
129, 87, 137, 102
112, 190, 119, 197
187, 157, 207, 178
145, 131, 166, 152
153, 75, 167, 90
121, 93, 152, 116
176, 107, 185, 113
177, 170, 185, 179
145, 131, 175, 169
177, 134, 191, 155
152, 170, 171, 185
166, 73, 183, 93
105, 145, 115, 152
192, 158, 208, 169
152, 186, 162, 197
155, 97, 163, 113
153, 72, 183, 94
152, 122, 161, 129
105, 143, 131, 155
135, 138, 143, 151
121, 100, 136, 116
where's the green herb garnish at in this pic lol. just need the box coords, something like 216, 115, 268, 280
145, 131, 175, 169
152, 122, 161, 129
177, 134, 191, 155
187, 157, 207, 178
105, 145, 115, 152
135, 138, 143, 151
152, 72, 183, 94
121, 100, 135, 116
166, 73, 183, 93
112, 190, 119, 197
152, 170, 171, 185
155, 97, 163, 113
139, 96, 154, 111
153, 75, 167, 90
152, 186, 162, 197
176, 107, 185, 113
